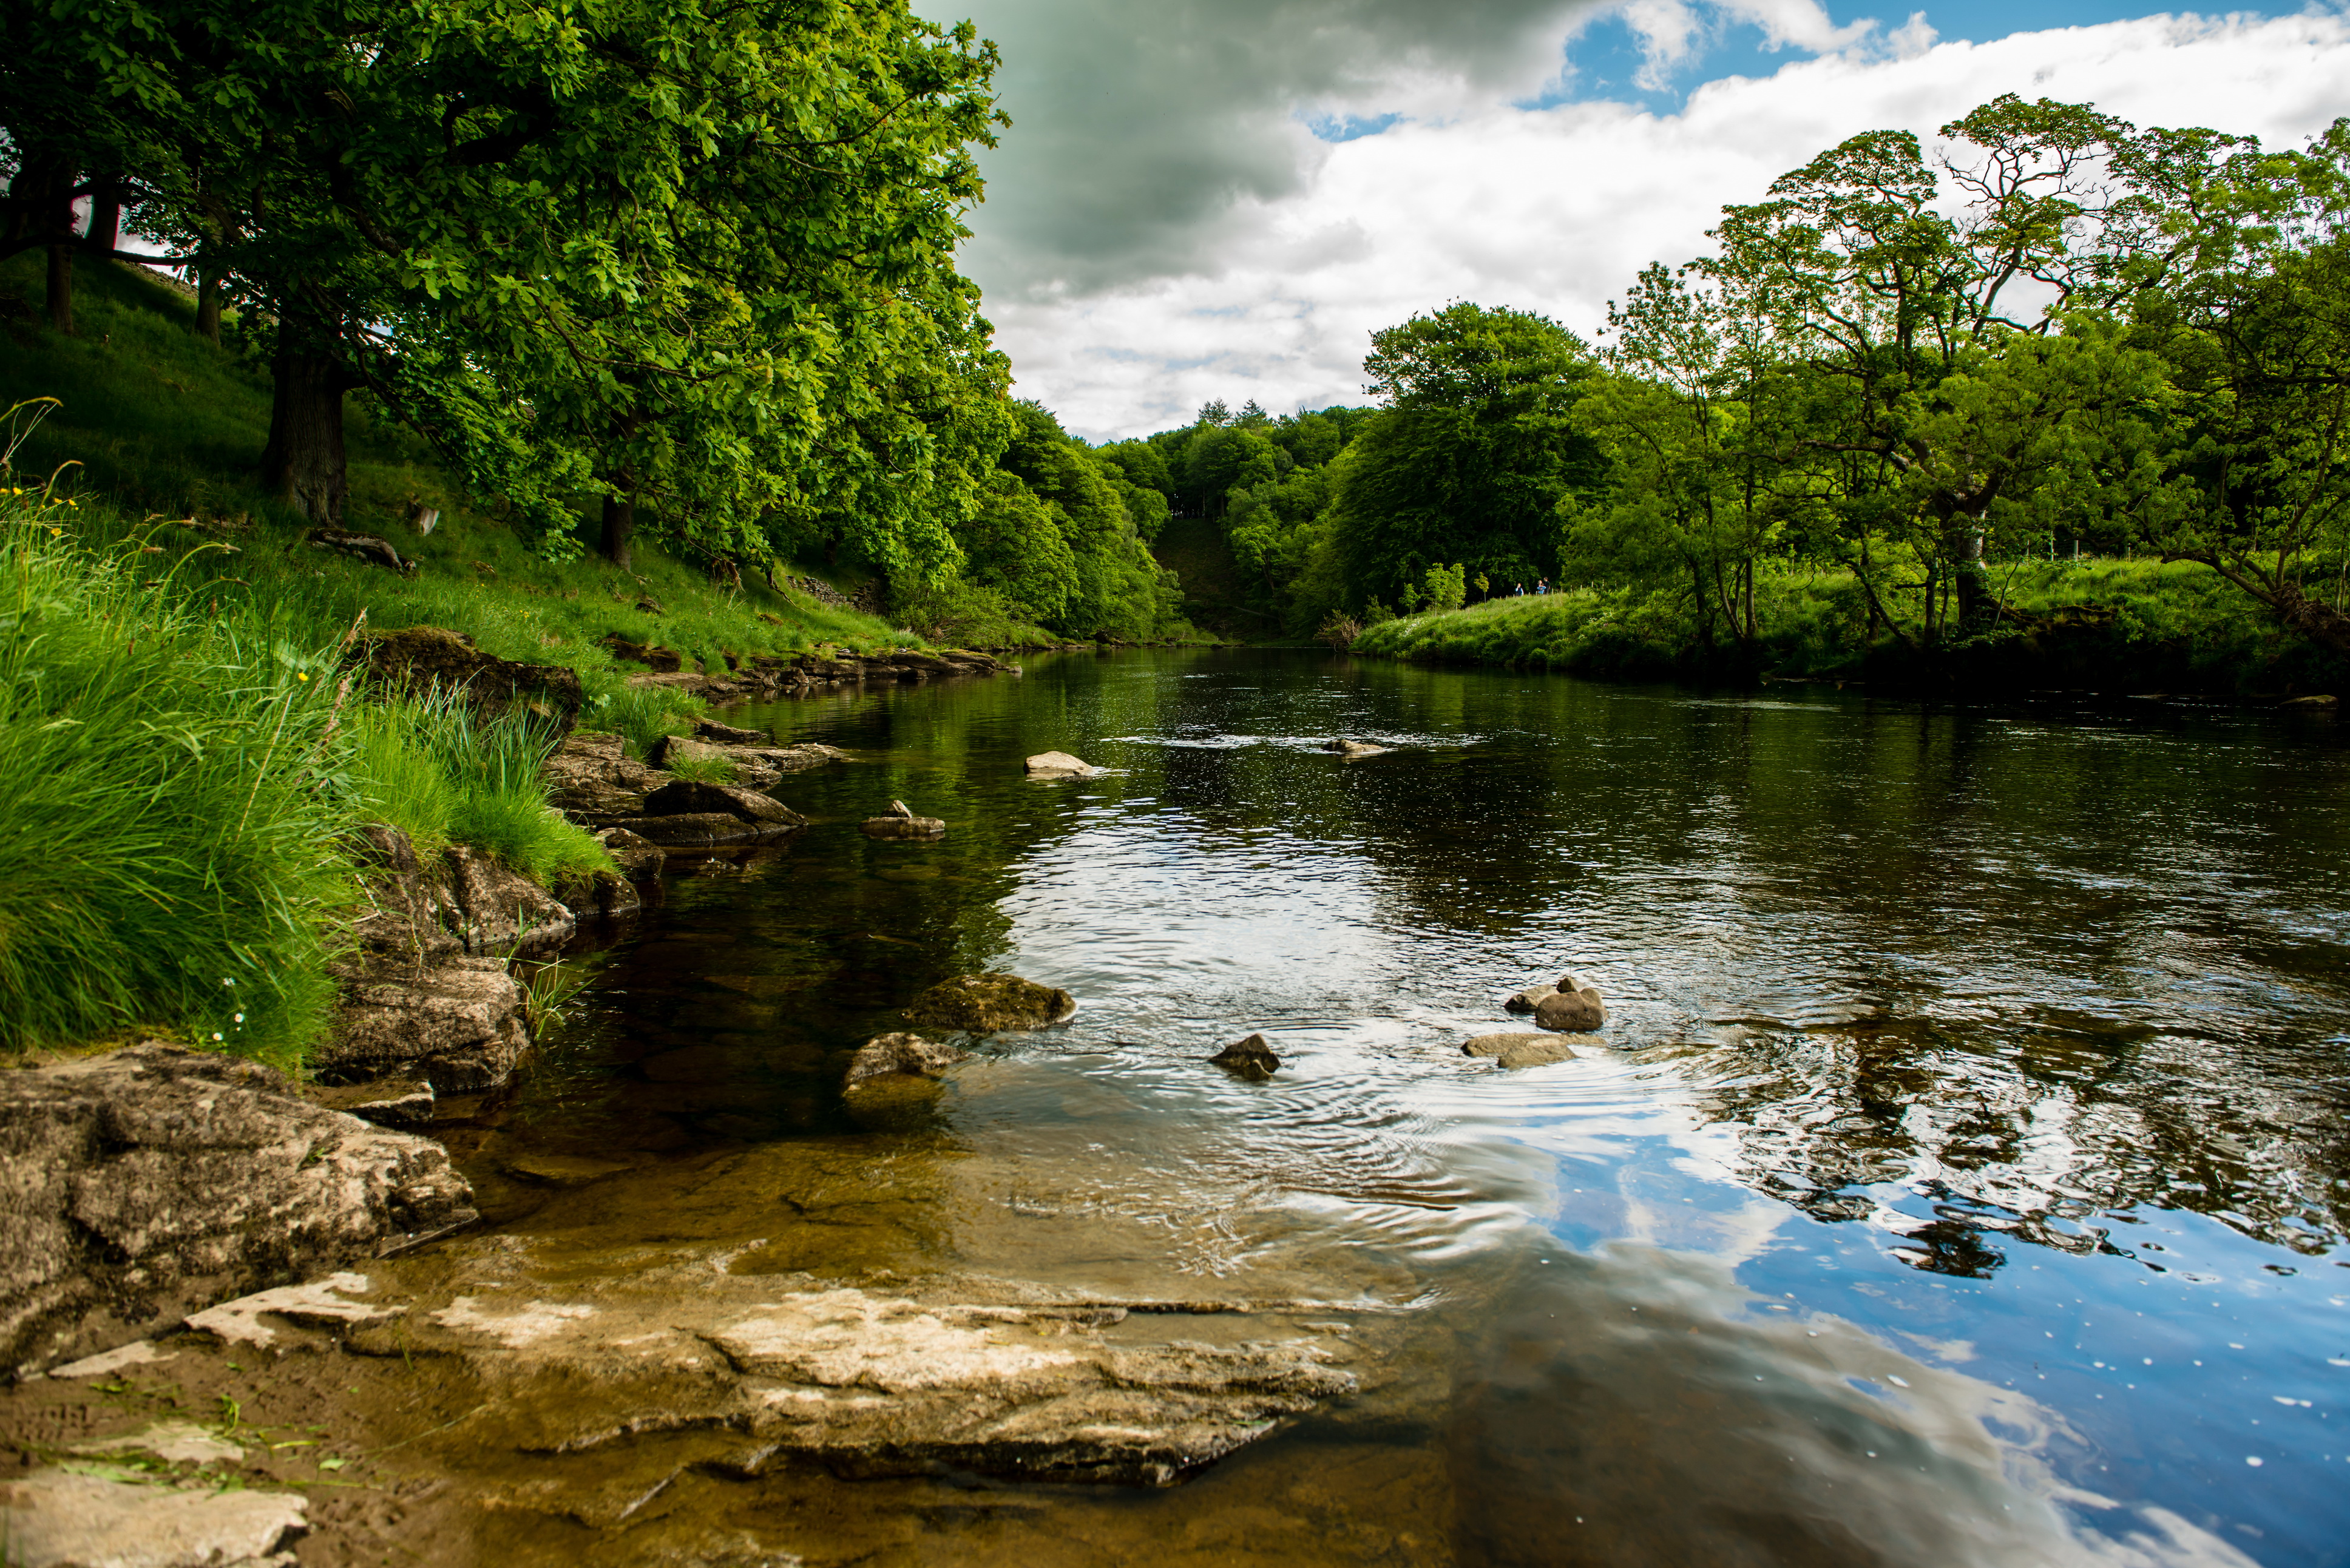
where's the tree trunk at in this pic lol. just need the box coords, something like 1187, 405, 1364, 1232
80, 175, 120, 260
601, 486, 637, 570
45, 244, 73, 335
261, 322, 350, 524
195, 265, 222, 342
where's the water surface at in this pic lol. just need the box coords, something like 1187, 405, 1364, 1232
494, 648, 2350, 1566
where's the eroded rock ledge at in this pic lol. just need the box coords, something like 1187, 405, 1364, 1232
0, 1046, 474, 1377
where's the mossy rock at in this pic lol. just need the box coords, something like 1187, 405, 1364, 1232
902, 973, 1076, 1032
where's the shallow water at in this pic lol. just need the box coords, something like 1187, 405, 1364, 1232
490, 648, 2350, 1566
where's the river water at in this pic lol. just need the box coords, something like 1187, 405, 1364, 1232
489, 647, 2349, 1566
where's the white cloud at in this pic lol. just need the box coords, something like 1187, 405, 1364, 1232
966, 10, 2350, 441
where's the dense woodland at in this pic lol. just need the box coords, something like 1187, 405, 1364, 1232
1141, 100, 2350, 673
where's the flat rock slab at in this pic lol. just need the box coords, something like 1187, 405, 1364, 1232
499, 1153, 636, 1187
397, 1277, 1356, 1487
69, 1419, 245, 1465
1025, 751, 1098, 777
1461, 1033, 1580, 1069
904, 973, 1076, 1032
0, 1469, 306, 1568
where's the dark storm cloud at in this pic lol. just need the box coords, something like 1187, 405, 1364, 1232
947, 0, 1605, 298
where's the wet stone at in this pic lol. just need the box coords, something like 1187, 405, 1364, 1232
1025, 751, 1098, 777
1532, 980, 1607, 1033
1209, 1033, 1282, 1081
1461, 1033, 1579, 1069
904, 973, 1077, 1031
845, 1032, 967, 1091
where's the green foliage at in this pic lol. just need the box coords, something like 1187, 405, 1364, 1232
1330, 303, 1606, 608
663, 750, 739, 786
3, 0, 1013, 581
1354, 554, 2344, 693
1422, 563, 1467, 613
0, 471, 348, 1062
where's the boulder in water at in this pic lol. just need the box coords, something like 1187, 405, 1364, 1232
1533, 982, 1606, 1033
1209, 1033, 1281, 1081
642, 779, 804, 826
904, 973, 1076, 1031
845, 1032, 968, 1090
1321, 738, 1387, 757
1026, 751, 1097, 777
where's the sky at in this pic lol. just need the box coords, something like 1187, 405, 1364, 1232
928, 0, 2350, 440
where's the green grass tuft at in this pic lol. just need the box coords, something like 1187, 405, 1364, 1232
0, 484, 349, 1063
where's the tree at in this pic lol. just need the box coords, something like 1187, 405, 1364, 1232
1330, 302, 1603, 606
10, 0, 1006, 583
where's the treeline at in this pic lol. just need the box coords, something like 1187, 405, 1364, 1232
0, 0, 1188, 645
1160, 96, 2350, 663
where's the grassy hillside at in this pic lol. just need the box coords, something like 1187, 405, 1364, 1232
0, 250, 919, 680
1355, 561, 2350, 697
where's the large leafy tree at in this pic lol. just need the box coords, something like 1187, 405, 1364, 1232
4, 0, 1006, 582
1329, 301, 1603, 605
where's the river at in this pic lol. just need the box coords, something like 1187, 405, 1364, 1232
469, 646, 2349, 1566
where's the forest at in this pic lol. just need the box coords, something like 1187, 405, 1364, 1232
0, 0, 1186, 648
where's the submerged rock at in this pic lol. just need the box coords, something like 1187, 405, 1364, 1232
0, 1046, 474, 1375
1321, 738, 1388, 756
904, 973, 1076, 1031
1208, 1033, 1281, 1081
1026, 751, 1097, 777
1461, 1032, 1579, 1069
844, 1032, 967, 1091
394, 1277, 1357, 1487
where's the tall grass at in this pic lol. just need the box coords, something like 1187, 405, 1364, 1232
345, 688, 612, 885
0, 426, 350, 1062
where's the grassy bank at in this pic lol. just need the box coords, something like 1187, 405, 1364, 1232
1355, 559, 2350, 696
0, 251, 936, 680
0, 470, 614, 1063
